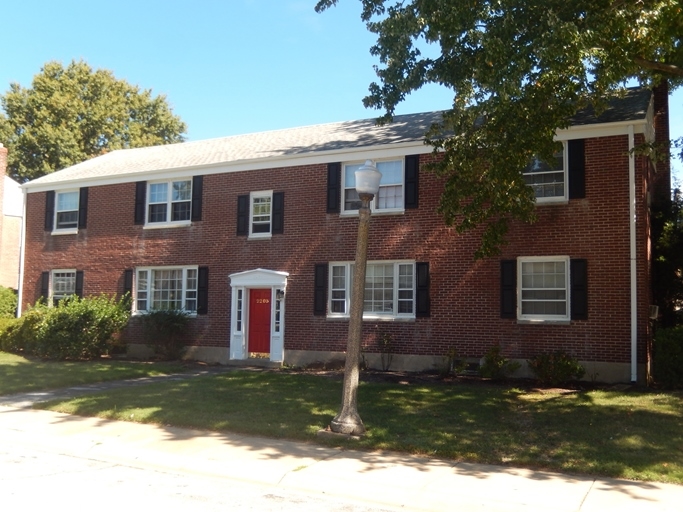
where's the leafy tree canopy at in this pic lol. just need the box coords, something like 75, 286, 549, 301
317, 0, 682, 257
0, 60, 187, 182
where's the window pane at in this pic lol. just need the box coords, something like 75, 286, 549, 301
57, 192, 79, 211
171, 201, 191, 221
523, 150, 565, 199
377, 184, 402, 209
56, 211, 79, 229
377, 160, 402, 184
172, 180, 191, 201
344, 189, 362, 211
149, 183, 167, 203
148, 203, 167, 223
151, 269, 183, 310
520, 259, 567, 318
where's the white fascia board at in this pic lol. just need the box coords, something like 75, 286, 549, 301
555, 119, 648, 141
23, 140, 433, 194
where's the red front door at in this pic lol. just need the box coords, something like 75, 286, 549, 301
248, 289, 271, 353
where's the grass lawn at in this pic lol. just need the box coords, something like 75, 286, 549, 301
35, 369, 683, 485
0, 351, 186, 395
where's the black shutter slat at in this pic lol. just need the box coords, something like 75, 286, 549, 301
134, 182, 146, 225
40, 271, 49, 304
272, 192, 284, 234
75, 271, 84, 298
568, 139, 586, 199
78, 187, 88, 229
570, 259, 588, 320
500, 260, 517, 318
405, 155, 420, 209
236, 195, 249, 236
416, 262, 430, 317
191, 176, 203, 221
327, 162, 341, 213
314, 264, 328, 315
197, 266, 209, 315
45, 191, 55, 231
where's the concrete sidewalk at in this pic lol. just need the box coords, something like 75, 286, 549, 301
0, 402, 681, 511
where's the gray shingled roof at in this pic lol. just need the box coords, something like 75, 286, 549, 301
25, 111, 444, 188
25, 88, 652, 189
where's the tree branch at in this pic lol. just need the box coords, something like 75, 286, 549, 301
634, 57, 683, 77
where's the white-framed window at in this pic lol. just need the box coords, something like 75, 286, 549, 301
523, 144, 567, 202
147, 179, 192, 224
235, 289, 244, 332
342, 159, 404, 214
51, 269, 76, 304
518, 256, 569, 321
250, 191, 272, 237
328, 260, 415, 319
135, 266, 198, 313
55, 191, 79, 230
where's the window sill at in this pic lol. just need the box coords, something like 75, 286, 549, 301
340, 209, 405, 218
133, 311, 197, 318
517, 318, 571, 325
51, 229, 78, 236
143, 221, 192, 230
535, 197, 568, 206
326, 314, 415, 323
248, 234, 273, 241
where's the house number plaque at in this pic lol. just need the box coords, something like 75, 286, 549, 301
255, 298, 270, 304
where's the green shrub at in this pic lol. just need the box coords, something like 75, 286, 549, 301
479, 344, 520, 380
0, 286, 18, 318
0, 295, 130, 360
527, 351, 586, 387
652, 327, 683, 388
141, 309, 190, 360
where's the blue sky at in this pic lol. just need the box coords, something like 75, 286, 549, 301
1, 0, 681, 181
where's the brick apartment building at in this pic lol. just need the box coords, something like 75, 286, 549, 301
18, 86, 670, 383
0, 145, 23, 291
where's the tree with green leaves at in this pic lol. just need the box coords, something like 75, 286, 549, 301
317, 0, 682, 257
653, 186, 683, 326
0, 60, 187, 182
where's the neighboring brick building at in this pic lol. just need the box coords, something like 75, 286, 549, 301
0, 145, 24, 291
19, 87, 670, 382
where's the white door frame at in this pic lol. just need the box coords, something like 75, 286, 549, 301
229, 268, 288, 362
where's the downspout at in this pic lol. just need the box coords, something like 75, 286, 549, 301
628, 125, 637, 382
16, 188, 27, 317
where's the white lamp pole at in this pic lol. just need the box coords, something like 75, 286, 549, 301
330, 160, 381, 436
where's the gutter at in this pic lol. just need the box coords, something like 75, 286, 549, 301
16, 187, 27, 317
628, 125, 637, 382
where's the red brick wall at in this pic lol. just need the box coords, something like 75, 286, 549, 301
22, 133, 654, 365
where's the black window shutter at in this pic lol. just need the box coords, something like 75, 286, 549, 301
570, 259, 588, 320
327, 162, 341, 213
40, 271, 50, 304
272, 192, 284, 234
314, 264, 328, 315
236, 195, 249, 236
405, 155, 420, 209
134, 181, 146, 225
197, 266, 209, 315
123, 269, 134, 310
416, 262, 430, 317
78, 187, 89, 229
568, 139, 586, 199
191, 176, 203, 221
75, 271, 84, 298
123, 269, 133, 296
45, 191, 55, 231
500, 260, 517, 318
